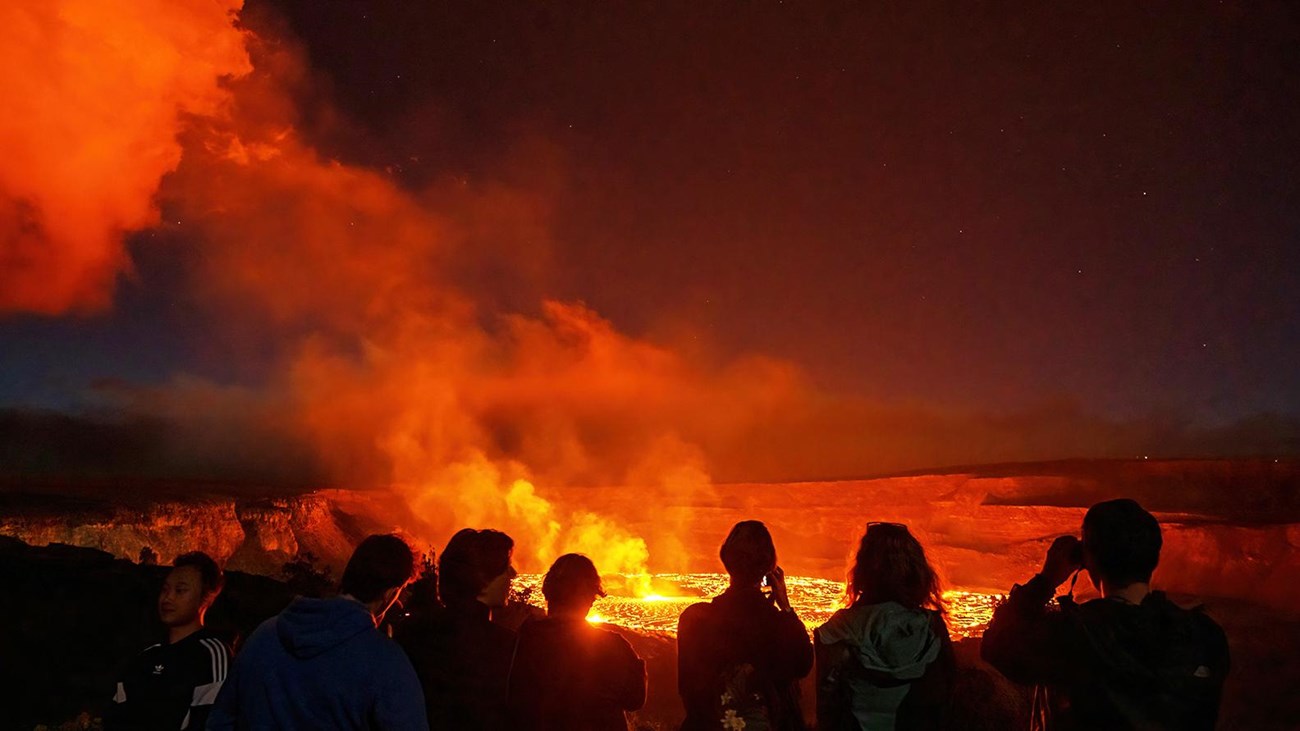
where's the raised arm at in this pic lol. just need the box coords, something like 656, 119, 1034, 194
981, 536, 1080, 686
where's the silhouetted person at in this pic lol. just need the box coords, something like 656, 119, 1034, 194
678, 520, 813, 731
507, 553, 646, 730
208, 534, 427, 730
105, 551, 231, 730
815, 523, 955, 731
982, 498, 1230, 730
395, 528, 517, 730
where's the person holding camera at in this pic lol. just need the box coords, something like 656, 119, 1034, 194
677, 520, 814, 731
981, 498, 1230, 730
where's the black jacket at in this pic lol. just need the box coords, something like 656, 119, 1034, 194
981, 575, 1230, 731
104, 627, 231, 731
677, 586, 814, 731
815, 604, 954, 731
395, 601, 516, 730
507, 615, 646, 730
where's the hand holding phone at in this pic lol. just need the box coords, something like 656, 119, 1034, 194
1041, 535, 1084, 587
764, 565, 792, 613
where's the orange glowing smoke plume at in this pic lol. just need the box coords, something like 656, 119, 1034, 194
0, 0, 249, 313
0, 1, 803, 581
149, 27, 788, 578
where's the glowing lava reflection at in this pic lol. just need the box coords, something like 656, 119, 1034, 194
514, 573, 999, 639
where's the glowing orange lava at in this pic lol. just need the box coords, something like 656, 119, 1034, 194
514, 573, 999, 639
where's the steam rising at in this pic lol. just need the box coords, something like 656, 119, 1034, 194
0, 4, 763, 574
3, 2, 1294, 578
0, 0, 249, 313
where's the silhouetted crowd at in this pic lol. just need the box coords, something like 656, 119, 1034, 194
104, 498, 1229, 731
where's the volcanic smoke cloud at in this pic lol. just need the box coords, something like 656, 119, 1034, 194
0, 0, 798, 574
0, 0, 249, 313
4, 2, 1293, 577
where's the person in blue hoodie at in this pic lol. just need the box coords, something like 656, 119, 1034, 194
815, 522, 955, 731
207, 534, 428, 730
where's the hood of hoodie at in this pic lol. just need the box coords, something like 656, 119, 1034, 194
276, 596, 376, 659
817, 602, 941, 680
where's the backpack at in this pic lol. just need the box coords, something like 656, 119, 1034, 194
715, 661, 776, 731
1064, 592, 1228, 730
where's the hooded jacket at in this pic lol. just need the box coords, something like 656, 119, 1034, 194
208, 596, 428, 730
815, 602, 953, 731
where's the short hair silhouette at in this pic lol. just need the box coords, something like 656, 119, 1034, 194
542, 553, 606, 608
438, 528, 514, 606
340, 534, 415, 603
720, 520, 776, 586
174, 551, 225, 596
1083, 498, 1162, 586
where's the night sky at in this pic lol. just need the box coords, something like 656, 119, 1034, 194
2, 1, 1298, 481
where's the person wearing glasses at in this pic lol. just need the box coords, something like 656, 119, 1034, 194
814, 522, 955, 731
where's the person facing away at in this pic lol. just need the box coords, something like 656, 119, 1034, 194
815, 522, 955, 731
981, 498, 1230, 731
105, 551, 232, 731
207, 534, 427, 731
394, 528, 517, 730
507, 553, 647, 730
677, 520, 814, 731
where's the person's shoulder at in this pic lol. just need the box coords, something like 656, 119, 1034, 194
680, 600, 713, 621
514, 615, 548, 638
816, 605, 861, 640
488, 615, 517, 639
184, 628, 233, 657
375, 631, 425, 676
191, 627, 233, 649
1173, 599, 1228, 647
177, 630, 232, 681
348, 622, 410, 660
595, 624, 637, 650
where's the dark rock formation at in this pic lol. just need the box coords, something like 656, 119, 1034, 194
0, 488, 389, 578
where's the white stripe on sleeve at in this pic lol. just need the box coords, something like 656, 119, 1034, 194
200, 638, 228, 682
191, 679, 223, 706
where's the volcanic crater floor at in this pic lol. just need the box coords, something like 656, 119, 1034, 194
513, 572, 1000, 638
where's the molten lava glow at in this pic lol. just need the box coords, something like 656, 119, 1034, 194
516, 573, 999, 640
